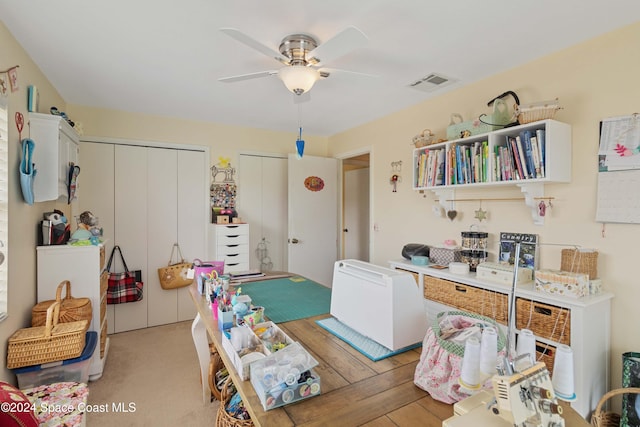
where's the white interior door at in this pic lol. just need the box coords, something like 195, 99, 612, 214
288, 154, 338, 287
344, 168, 370, 261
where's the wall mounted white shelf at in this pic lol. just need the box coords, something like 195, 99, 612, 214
413, 120, 571, 225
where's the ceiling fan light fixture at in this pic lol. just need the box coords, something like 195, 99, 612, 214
278, 66, 319, 95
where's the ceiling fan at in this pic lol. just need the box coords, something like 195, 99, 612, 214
218, 26, 369, 96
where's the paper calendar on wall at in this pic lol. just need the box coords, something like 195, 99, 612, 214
596, 114, 640, 223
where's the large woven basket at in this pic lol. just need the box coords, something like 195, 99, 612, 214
32, 280, 92, 329
7, 301, 87, 369
591, 387, 640, 426
216, 377, 254, 427
560, 248, 598, 280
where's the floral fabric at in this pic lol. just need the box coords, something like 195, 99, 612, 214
22, 381, 88, 427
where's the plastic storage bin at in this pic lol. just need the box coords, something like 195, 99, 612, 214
13, 331, 97, 389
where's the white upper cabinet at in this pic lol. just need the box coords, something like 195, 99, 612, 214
29, 113, 79, 202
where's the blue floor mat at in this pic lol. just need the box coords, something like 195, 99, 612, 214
316, 317, 421, 361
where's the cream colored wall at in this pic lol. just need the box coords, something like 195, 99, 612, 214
329, 22, 640, 389
65, 106, 329, 168
0, 21, 69, 382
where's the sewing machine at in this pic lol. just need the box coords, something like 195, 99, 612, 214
444, 361, 565, 427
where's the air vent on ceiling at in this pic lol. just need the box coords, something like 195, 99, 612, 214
408, 73, 458, 93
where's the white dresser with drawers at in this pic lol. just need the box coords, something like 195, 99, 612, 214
208, 223, 250, 273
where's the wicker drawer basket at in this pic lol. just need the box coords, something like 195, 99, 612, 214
423, 276, 509, 324
516, 298, 571, 345
100, 320, 107, 358
100, 271, 108, 297
535, 341, 556, 376
8, 301, 87, 369
395, 268, 420, 288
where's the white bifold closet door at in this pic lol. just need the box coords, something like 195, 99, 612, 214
79, 142, 207, 333
238, 154, 287, 272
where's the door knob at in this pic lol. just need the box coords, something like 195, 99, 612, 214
290, 238, 299, 244
343, 228, 349, 232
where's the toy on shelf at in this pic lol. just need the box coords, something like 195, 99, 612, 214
70, 210, 102, 245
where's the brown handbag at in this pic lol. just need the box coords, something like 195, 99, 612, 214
158, 243, 193, 290
32, 280, 92, 329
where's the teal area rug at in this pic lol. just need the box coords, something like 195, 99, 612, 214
316, 317, 422, 361
237, 277, 331, 323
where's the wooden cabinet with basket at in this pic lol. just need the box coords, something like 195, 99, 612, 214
389, 258, 613, 419
37, 243, 109, 380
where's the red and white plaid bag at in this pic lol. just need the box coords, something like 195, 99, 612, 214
106, 245, 143, 304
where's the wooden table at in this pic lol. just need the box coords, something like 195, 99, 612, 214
189, 284, 590, 426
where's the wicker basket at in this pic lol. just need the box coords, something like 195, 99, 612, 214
561, 248, 598, 279
209, 349, 223, 401
515, 298, 571, 345
591, 387, 640, 427
412, 129, 435, 148
535, 341, 556, 375
32, 280, 92, 329
423, 276, 509, 325
215, 377, 254, 427
7, 301, 87, 369
516, 98, 561, 124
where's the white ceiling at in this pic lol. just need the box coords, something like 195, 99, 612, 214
1, 1, 639, 137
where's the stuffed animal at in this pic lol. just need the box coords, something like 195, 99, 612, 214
71, 210, 103, 243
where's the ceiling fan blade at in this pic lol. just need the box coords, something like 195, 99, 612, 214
307, 26, 368, 67
220, 28, 290, 65
320, 67, 379, 79
218, 70, 278, 83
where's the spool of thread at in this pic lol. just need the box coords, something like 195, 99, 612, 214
552, 344, 577, 401
479, 326, 498, 376
516, 329, 537, 364
459, 336, 481, 391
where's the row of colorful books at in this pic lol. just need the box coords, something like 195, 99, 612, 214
414, 128, 546, 187
496, 129, 546, 182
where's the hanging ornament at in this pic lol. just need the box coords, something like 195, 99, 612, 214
296, 127, 305, 159
474, 201, 488, 222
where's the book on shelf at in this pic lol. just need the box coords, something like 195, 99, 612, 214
520, 130, 536, 179
536, 129, 546, 177
499, 232, 538, 271
509, 136, 525, 181
515, 135, 528, 180
530, 136, 541, 178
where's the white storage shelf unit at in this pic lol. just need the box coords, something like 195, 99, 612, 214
389, 259, 613, 420
37, 244, 109, 381
413, 120, 571, 224
413, 120, 571, 189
